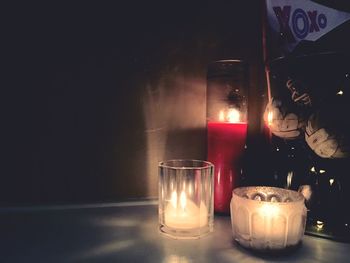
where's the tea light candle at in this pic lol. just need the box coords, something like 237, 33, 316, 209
158, 160, 214, 239
164, 191, 208, 229
230, 186, 307, 251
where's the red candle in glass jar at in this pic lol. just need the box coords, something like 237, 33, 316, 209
206, 60, 249, 214
207, 109, 247, 214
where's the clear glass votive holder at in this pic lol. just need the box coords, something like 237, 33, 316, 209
230, 186, 307, 251
159, 160, 214, 239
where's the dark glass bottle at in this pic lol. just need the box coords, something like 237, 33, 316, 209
264, 53, 350, 242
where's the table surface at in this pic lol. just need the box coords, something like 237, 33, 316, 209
1, 200, 350, 263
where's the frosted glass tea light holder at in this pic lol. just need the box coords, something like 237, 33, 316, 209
230, 186, 307, 251
158, 160, 214, 239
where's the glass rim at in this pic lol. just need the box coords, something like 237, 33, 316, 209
158, 159, 214, 170
232, 186, 305, 204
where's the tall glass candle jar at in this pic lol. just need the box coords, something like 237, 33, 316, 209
263, 53, 350, 241
207, 60, 248, 214
158, 160, 214, 239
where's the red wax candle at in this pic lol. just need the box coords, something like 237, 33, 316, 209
207, 121, 247, 214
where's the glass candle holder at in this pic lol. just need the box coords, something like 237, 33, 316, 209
159, 160, 214, 239
230, 186, 306, 251
207, 60, 248, 214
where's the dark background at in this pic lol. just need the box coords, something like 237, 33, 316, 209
3, 1, 265, 205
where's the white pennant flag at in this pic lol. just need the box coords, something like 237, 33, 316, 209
266, 0, 350, 52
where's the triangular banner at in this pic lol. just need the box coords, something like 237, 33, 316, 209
266, 0, 350, 52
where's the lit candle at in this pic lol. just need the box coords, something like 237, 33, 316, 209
267, 110, 273, 127
164, 191, 208, 229
252, 203, 292, 245
206, 60, 249, 215
207, 108, 247, 214
159, 160, 214, 239
231, 186, 306, 250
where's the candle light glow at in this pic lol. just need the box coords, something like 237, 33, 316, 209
231, 187, 307, 250
158, 160, 214, 239
267, 110, 273, 126
164, 191, 208, 230
208, 107, 247, 213
260, 203, 279, 217
227, 108, 240, 123
218, 108, 241, 123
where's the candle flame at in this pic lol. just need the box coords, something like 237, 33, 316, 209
170, 191, 187, 210
218, 108, 241, 123
170, 191, 177, 208
219, 110, 225, 122
260, 203, 279, 217
316, 220, 324, 230
227, 108, 240, 123
286, 171, 293, 189
267, 111, 273, 126
188, 184, 193, 195
180, 191, 186, 210
337, 90, 344, 95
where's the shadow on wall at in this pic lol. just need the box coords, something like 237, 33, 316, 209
2, 1, 264, 204
142, 72, 207, 198
112, 57, 265, 200
110, 63, 208, 200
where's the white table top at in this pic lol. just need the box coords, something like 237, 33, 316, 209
1, 200, 349, 263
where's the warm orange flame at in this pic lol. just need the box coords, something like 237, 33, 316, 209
260, 203, 279, 217
227, 108, 240, 123
180, 191, 186, 210
170, 191, 177, 208
267, 111, 273, 126
219, 110, 225, 122
218, 108, 241, 123
170, 191, 187, 211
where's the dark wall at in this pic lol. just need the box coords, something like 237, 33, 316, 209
3, 1, 265, 205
